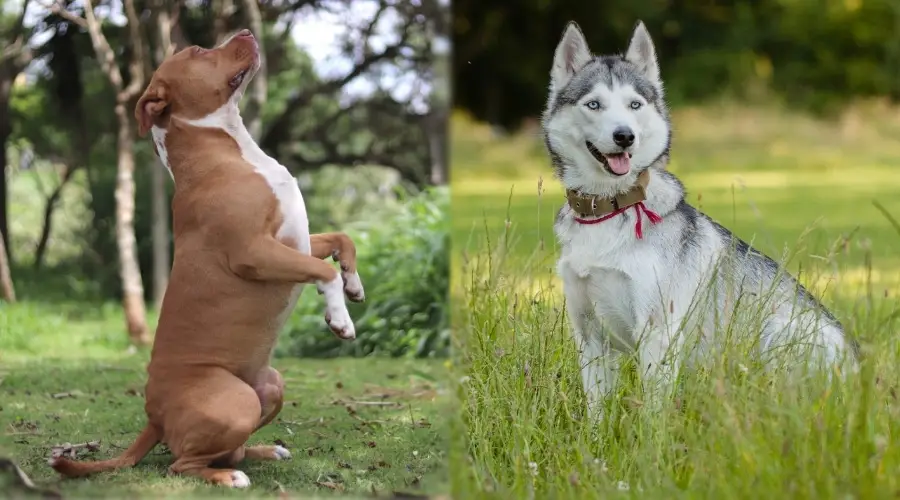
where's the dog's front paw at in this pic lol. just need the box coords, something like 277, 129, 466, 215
319, 276, 357, 339
342, 271, 365, 303
324, 306, 356, 340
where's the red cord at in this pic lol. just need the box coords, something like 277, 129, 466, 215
573, 202, 662, 239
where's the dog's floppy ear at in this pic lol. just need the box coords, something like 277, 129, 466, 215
551, 22, 592, 92
625, 21, 661, 87
135, 83, 170, 138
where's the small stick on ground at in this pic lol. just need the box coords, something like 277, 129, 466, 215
50, 440, 101, 460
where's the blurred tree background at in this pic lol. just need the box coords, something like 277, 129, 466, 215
0, 0, 451, 358
453, 0, 900, 129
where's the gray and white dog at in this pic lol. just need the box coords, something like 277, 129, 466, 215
543, 21, 857, 419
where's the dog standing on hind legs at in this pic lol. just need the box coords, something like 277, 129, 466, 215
48, 30, 365, 488
543, 21, 858, 421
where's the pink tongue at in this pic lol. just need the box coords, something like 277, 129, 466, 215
606, 153, 630, 174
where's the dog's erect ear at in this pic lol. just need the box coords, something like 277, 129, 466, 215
625, 21, 661, 87
551, 22, 592, 92
135, 83, 170, 138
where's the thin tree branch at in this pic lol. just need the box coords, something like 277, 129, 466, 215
259, 17, 414, 152
51, 0, 124, 92
120, 0, 146, 101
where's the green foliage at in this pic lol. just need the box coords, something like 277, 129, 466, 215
279, 187, 450, 359
453, 230, 900, 498
453, 0, 900, 128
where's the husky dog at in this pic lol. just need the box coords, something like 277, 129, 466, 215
544, 21, 857, 419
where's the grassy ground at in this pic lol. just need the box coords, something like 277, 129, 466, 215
451, 103, 900, 498
0, 302, 449, 498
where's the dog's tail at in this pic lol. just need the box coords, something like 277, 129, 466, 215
49, 425, 159, 478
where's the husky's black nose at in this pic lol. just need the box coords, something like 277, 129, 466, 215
612, 126, 635, 148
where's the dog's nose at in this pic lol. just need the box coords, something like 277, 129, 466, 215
236, 29, 253, 39
612, 126, 635, 148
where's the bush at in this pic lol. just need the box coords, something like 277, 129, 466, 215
277, 186, 450, 359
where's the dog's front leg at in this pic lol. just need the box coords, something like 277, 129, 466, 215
310, 232, 365, 302
576, 332, 622, 423
636, 318, 683, 414
563, 274, 622, 423
228, 236, 355, 339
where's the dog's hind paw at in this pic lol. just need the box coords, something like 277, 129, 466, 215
274, 445, 292, 460
342, 271, 365, 303
230, 470, 251, 488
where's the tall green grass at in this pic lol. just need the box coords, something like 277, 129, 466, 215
450, 104, 900, 498
452, 207, 900, 498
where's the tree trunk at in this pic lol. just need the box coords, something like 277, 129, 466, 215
150, 163, 169, 310
0, 85, 12, 263
149, 0, 177, 311
427, 109, 448, 185
33, 166, 76, 270
113, 101, 149, 345
240, 0, 267, 140
0, 223, 15, 303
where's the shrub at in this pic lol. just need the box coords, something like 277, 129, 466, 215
277, 186, 450, 358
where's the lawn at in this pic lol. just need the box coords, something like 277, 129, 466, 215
0, 301, 449, 498
451, 102, 900, 498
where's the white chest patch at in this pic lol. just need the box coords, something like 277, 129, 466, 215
150, 126, 174, 180
182, 106, 311, 255
182, 104, 312, 330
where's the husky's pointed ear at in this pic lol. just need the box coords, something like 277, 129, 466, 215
625, 21, 660, 86
551, 22, 592, 91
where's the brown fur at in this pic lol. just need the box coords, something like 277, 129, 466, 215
49, 30, 362, 487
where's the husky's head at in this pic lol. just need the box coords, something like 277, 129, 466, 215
542, 21, 670, 196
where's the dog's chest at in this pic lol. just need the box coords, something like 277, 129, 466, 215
252, 160, 311, 255
555, 213, 671, 331
249, 157, 311, 335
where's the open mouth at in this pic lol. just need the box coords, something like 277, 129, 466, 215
585, 141, 632, 176
229, 68, 249, 90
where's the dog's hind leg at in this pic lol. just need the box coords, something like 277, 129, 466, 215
310, 232, 365, 302
166, 374, 261, 488
254, 366, 285, 430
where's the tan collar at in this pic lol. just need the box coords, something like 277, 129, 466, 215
566, 169, 651, 217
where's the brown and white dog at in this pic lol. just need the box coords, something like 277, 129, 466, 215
48, 30, 365, 488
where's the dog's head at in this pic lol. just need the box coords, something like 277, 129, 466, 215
542, 21, 670, 195
135, 29, 261, 137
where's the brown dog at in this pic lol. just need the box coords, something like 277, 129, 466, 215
49, 29, 365, 488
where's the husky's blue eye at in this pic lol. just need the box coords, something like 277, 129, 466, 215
585, 100, 601, 110
630, 100, 642, 110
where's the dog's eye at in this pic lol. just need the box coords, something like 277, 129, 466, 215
630, 100, 642, 110
585, 100, 601, 110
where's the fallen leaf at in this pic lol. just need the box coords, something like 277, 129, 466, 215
316, 481, 344, 492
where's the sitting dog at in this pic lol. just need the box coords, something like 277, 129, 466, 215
49, 29, 364, 487
544, 21, 857, 420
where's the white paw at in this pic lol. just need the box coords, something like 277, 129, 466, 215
274, 445, 292, 460
318, 276, 356, 340
230, 470, 251, 488
325, 305, 355, 340
342, 271, 365, 302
